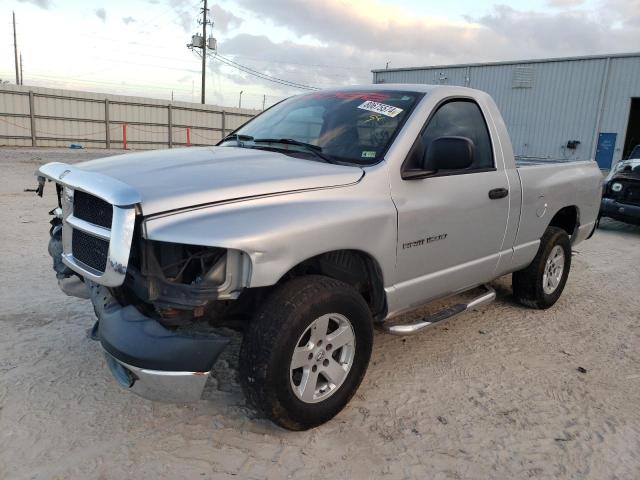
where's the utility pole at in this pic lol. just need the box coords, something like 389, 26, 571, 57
239, 90, 243, 109
200, 0, 207, 104
19, 53, 23, 85
187, 1, 215, 105
13, 12, 19, 85
262, 94, 266, 110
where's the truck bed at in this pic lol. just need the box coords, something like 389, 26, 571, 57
514, 159, 602, 250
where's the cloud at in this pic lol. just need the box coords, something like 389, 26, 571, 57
165, 0, 242, 33
17, 0, 51, 8
597, 0, 640, 27
211, 4, 243, 33
547, 0, 585, 7
217, 34, 371, 88
233, 0, 640, 66
473, 4, 639, 55
122, 16, 136, 25
234, 0, 493, 58
95, 7, 107, 22
188, 0, 640, 99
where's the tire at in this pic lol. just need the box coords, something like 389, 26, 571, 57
239, 275, 373, 430
512, 226, 572, 309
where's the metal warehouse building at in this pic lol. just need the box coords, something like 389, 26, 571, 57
372, 53, 640, 169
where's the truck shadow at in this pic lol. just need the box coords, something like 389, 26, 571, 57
596, 218, 640, 236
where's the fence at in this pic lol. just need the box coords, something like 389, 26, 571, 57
0, 84, 259, 150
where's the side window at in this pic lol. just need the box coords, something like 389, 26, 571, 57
416, 100, 494, 171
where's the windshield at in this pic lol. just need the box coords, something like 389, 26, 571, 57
219, 90, 423, 165
629, 145, 640, 159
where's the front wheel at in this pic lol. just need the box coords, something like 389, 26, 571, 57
239, 275, 373, 430
513, 226, 572, 309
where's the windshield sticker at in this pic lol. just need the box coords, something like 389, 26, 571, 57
358, 100, 403, 118
361, 151, 377, 158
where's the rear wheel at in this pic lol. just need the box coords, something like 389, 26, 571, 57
513, 226, 571, 309
239, 275, 373, 430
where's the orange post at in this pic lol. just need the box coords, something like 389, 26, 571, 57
122, 123, 128, 150
186, 127, 191, 147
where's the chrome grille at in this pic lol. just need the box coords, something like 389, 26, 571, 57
73, 190, 113, 228
39, 162, 139, 287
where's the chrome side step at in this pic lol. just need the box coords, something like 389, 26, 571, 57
381, 284, 496, 335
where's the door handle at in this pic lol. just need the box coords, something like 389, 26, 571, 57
488, 188, 509, 199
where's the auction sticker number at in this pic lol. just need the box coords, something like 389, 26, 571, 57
358, 100, 403, 118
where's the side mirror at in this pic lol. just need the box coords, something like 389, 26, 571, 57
422, 136, 475, 171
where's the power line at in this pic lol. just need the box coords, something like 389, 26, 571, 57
228, 53, 357, 71
210, 53, 320, 91
2, 70, 281, 101
74, 33, 359, 75
9, 72, 193, 93
75, 33, 358, 74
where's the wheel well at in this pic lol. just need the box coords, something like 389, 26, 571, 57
549, 206, 579, 237
280, 250, 387, 321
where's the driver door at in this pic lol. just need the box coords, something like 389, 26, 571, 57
390, 99, 511, 308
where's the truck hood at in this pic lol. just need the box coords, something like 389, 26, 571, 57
71, 147, 364, 215
605, 159, 640, 181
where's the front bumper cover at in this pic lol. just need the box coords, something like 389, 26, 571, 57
90, 283, 231, 402
102, 349, 212, 403
49, 226, 231, 402
600, 198, 640, 225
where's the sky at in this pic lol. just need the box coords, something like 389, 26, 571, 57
1, 0, 639, 110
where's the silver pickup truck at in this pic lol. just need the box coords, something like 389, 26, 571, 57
37, 85, 601, 430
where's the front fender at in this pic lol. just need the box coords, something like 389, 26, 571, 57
142, 184, 397, 288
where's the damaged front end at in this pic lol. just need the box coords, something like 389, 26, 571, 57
122, 239, 250, 327
40, 164, 247, 402
48, 214, 91, 300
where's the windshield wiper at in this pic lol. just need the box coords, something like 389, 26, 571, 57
252, 138, 335, 163
220, 133, 254, 146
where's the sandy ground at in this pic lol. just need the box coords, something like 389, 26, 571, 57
1, 147, 639, 480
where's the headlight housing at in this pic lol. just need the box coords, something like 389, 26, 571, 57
611, 182, 623, 193
61, 185, 74, 217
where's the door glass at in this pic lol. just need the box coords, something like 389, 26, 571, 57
415, 100, 494, 171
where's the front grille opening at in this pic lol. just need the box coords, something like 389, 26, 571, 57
72, 229, 109, 272
622, 183, 640, 206
74, 190, 113, 228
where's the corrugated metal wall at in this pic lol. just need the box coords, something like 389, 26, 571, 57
0, 84, 258, 150
373, 54, 640, 166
